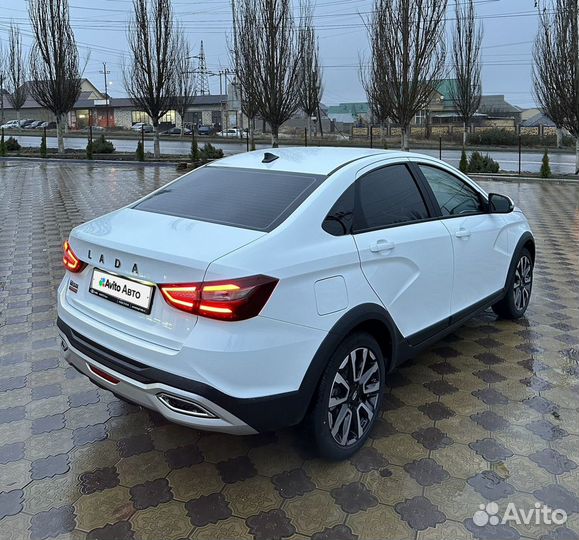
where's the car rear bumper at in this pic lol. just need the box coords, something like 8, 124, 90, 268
58, 320, 257, 434
57, 315, 326, 433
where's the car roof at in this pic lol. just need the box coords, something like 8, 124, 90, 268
211, 147, 425, 176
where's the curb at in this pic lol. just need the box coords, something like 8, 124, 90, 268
0, 156, 179, 167
470, 173, 579, 184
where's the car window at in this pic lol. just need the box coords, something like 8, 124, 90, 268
322, 185, 355, 236
418, 165, 484, 216
134, 166, 326, 232
353, 164, 429, 232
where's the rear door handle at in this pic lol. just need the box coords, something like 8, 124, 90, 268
455, 228, 471, 239
370, 239, 395, 253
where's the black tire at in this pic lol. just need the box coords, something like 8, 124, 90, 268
492, 247, 533, 319
309, 332, 385, 460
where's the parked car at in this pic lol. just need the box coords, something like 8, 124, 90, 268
24, 121, 44, 129
216, 128, 247, 139
197, 125, 214, 136
19, 119, 36, 128
57, 148, 534, 459
131, 123, 154, 133
36, 121, 57, 130
161, 127, 192, 136
81, 125, 104, 132
0, 120, 21, 130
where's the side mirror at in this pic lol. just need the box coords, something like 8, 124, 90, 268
488, 193, 514, 214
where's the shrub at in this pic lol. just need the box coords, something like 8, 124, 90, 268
6, 137, 21, 152
468, 151, 500, 173
136, 141, 145, 161
540, 149, 552, 178
468, 129, 518, 146
40, 132, 47, 158
89, 134, 115, 154
459, 149, 469, 173
191, 138, 200, 161
86, 139, 93, 160
199, 143, 224, 160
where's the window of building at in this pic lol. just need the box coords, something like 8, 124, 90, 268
131, 111, 151, 125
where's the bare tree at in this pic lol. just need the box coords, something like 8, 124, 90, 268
362, 0, 447, 151
232, 0, 302, 148
360, 51, 389, 145
0, 39, 6, 125
28, 0, 82, 153
298, 0, 323, 138
6, 23, 28, 123
231, 0, 260, 149
173, 29, 195, 138
534, 0, 579, 171
450, 0, 482, 147
125, 0, 179, 158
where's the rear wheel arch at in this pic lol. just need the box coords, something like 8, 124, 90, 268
298, 303, 401, 422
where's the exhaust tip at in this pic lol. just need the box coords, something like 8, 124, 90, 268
157, 393, 217, 419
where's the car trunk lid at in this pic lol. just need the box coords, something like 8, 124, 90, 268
65, 208, 265, 350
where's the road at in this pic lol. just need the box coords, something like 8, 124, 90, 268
11, 133, 578, 174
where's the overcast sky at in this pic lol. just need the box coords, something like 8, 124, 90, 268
1, 0, 539, 108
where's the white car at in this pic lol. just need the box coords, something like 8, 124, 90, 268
0, 120, 21, 130
57, 148, 534, 459
216, 128, 247, 138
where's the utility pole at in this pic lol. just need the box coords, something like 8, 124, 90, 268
100, 62, 111, 128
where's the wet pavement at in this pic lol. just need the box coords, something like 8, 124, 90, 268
1, 160, 578, 540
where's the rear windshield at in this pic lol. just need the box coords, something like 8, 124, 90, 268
133, 166, 325, 232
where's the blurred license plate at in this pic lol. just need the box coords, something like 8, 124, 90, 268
89, 269, 154, 314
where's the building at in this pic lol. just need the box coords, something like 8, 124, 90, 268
0, 78, 241, 131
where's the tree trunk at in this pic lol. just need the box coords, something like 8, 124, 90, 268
249, 118, 255, 151
307, 116, 312, 139
57, 114, 65, 154
17, 110, 21, 123
153, 124, 160, 159
463, 122, 467, 147
271, 124, 279, 148
180, 112, 185, 139
401, 125, 410, 151
556, 127, 563, 149
576, 137, 579, 175
380, 122, 385, 147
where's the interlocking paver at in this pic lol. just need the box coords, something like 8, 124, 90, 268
1, 161, 578, 539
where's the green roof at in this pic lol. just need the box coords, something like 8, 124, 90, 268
327, 102, 370, 116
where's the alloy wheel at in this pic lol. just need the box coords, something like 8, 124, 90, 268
513, 255, 532, 312
327, 347, 381, 446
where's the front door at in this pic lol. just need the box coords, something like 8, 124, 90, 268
417, 164, 511, 315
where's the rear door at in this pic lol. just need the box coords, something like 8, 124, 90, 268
415, 164, 511, 315
352, 163, 453, 339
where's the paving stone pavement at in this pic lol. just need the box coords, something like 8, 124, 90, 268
1, 160, 579, 540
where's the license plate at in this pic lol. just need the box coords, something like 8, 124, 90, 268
89, 269, 154, 314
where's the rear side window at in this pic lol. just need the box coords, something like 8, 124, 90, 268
134, 166, 325, 232
353, 164, 429, 232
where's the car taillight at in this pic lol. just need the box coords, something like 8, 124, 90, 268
159, 275, 278, 321
62, 241, 86, 273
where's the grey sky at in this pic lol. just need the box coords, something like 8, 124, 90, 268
1, 0, 538, 108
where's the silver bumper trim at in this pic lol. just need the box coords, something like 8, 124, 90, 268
59, 331, 257, 435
